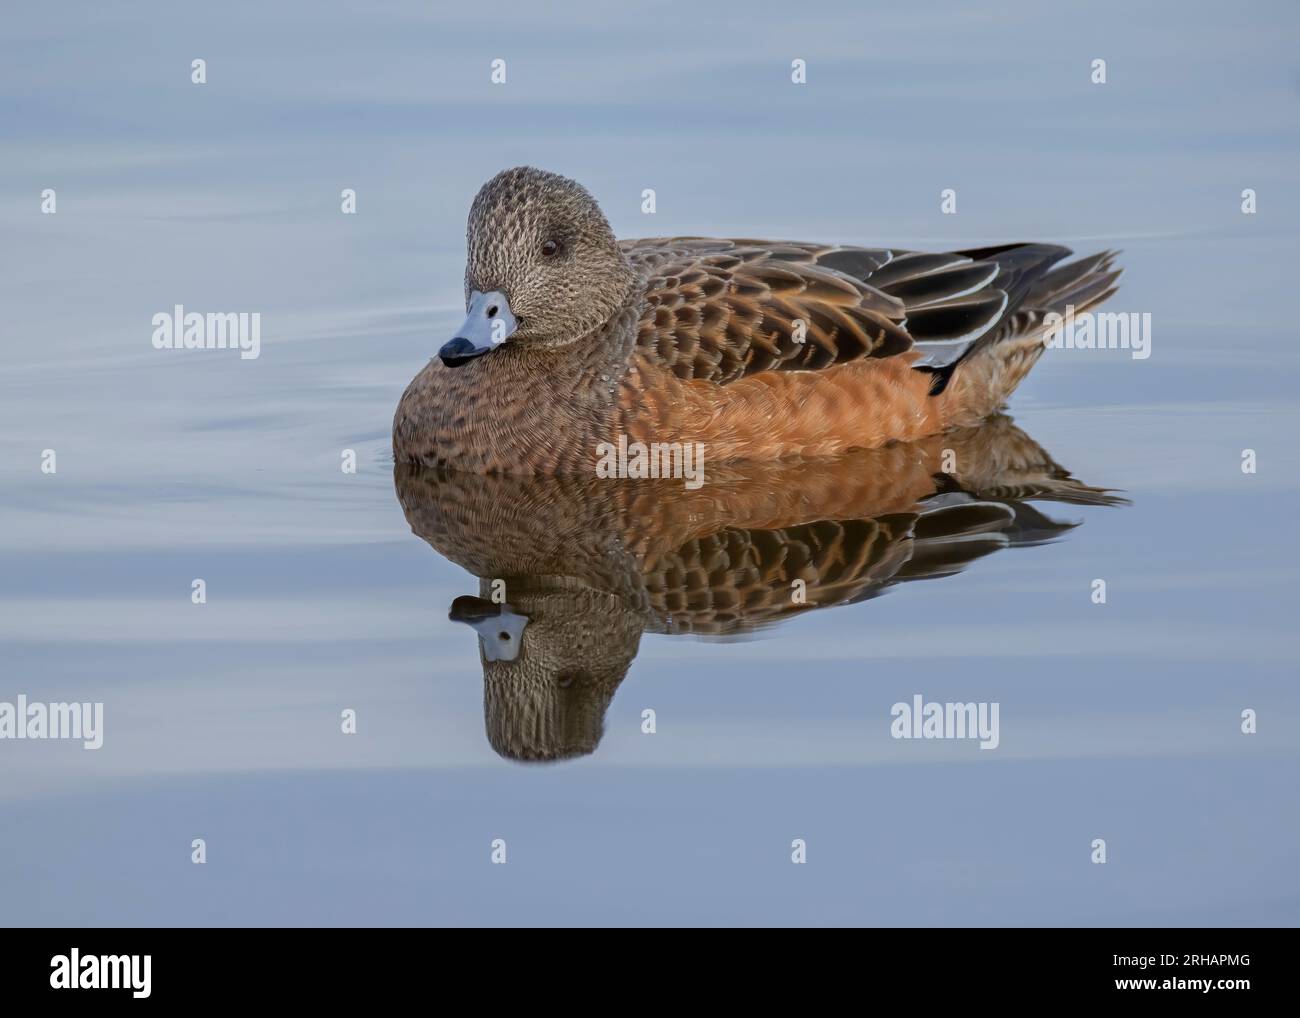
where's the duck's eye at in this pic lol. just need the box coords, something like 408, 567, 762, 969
540, 239, 560, 258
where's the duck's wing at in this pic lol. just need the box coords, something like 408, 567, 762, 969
642, 501, 1033, 636
644, 513, 919, 635
622, 238, 908, 382
620, 238, 1102, 385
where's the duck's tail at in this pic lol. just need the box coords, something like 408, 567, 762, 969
938, 247, 1123, 426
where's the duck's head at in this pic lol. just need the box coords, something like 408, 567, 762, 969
440, 167, 635, 367
448, 584, 644, 763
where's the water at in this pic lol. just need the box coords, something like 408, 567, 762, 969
1, 0, 1297, 926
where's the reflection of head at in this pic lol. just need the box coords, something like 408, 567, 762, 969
476, 587, 644, 762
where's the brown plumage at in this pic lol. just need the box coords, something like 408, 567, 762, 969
397, 416, 1125, 763
393, 167, 1122, 472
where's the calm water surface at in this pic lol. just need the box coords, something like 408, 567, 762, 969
2, 1, 1298, 925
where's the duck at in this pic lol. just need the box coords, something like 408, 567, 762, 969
395, 416, 1124, 762
392, 166, 1122, 473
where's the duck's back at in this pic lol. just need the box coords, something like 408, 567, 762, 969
611, 237, 1120, 461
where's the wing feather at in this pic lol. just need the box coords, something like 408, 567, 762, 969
622, 238, 1104, 385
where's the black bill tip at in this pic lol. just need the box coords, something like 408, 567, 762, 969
449, 594, 500, 624
439, 337, 489, 368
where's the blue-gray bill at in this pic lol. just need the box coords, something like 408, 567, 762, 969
448, 594, 529, 661
439, 289, 517, 367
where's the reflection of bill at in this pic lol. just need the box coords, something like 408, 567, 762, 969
395, 415, 1126, 764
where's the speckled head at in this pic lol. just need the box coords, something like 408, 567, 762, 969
459, 585, 645, 763
439, 167, 636, 367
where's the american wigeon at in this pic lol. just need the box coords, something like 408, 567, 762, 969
396, 416, 1123, 762
393, 166, 1122, 473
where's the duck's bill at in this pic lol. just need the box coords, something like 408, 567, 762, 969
439, 290, 517, 367
448, 594, 529, 661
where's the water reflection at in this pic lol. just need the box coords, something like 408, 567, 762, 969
395, 415, 1125, 764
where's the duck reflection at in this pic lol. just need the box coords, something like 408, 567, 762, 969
394, 416, 1125, 764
